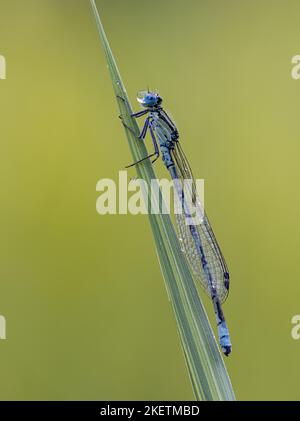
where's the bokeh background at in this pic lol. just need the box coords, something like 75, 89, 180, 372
0, 0, 300, 400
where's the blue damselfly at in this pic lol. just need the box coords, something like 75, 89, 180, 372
120, 90, 231, 356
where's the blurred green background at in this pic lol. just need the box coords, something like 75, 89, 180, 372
0, 0, 300, 400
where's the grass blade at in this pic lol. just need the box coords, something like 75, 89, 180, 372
90, 0, 235, 401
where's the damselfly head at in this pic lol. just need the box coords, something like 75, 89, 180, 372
137, 90, 163, 108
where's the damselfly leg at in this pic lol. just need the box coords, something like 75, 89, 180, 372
131, 109, 149, 118
125, 121, 159, 168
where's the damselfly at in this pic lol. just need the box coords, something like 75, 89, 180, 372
123, 90, 231, 356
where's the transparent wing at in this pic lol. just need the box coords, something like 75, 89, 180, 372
171, 142, 230, 303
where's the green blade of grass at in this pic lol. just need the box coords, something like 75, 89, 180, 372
90, 0, 235, 401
